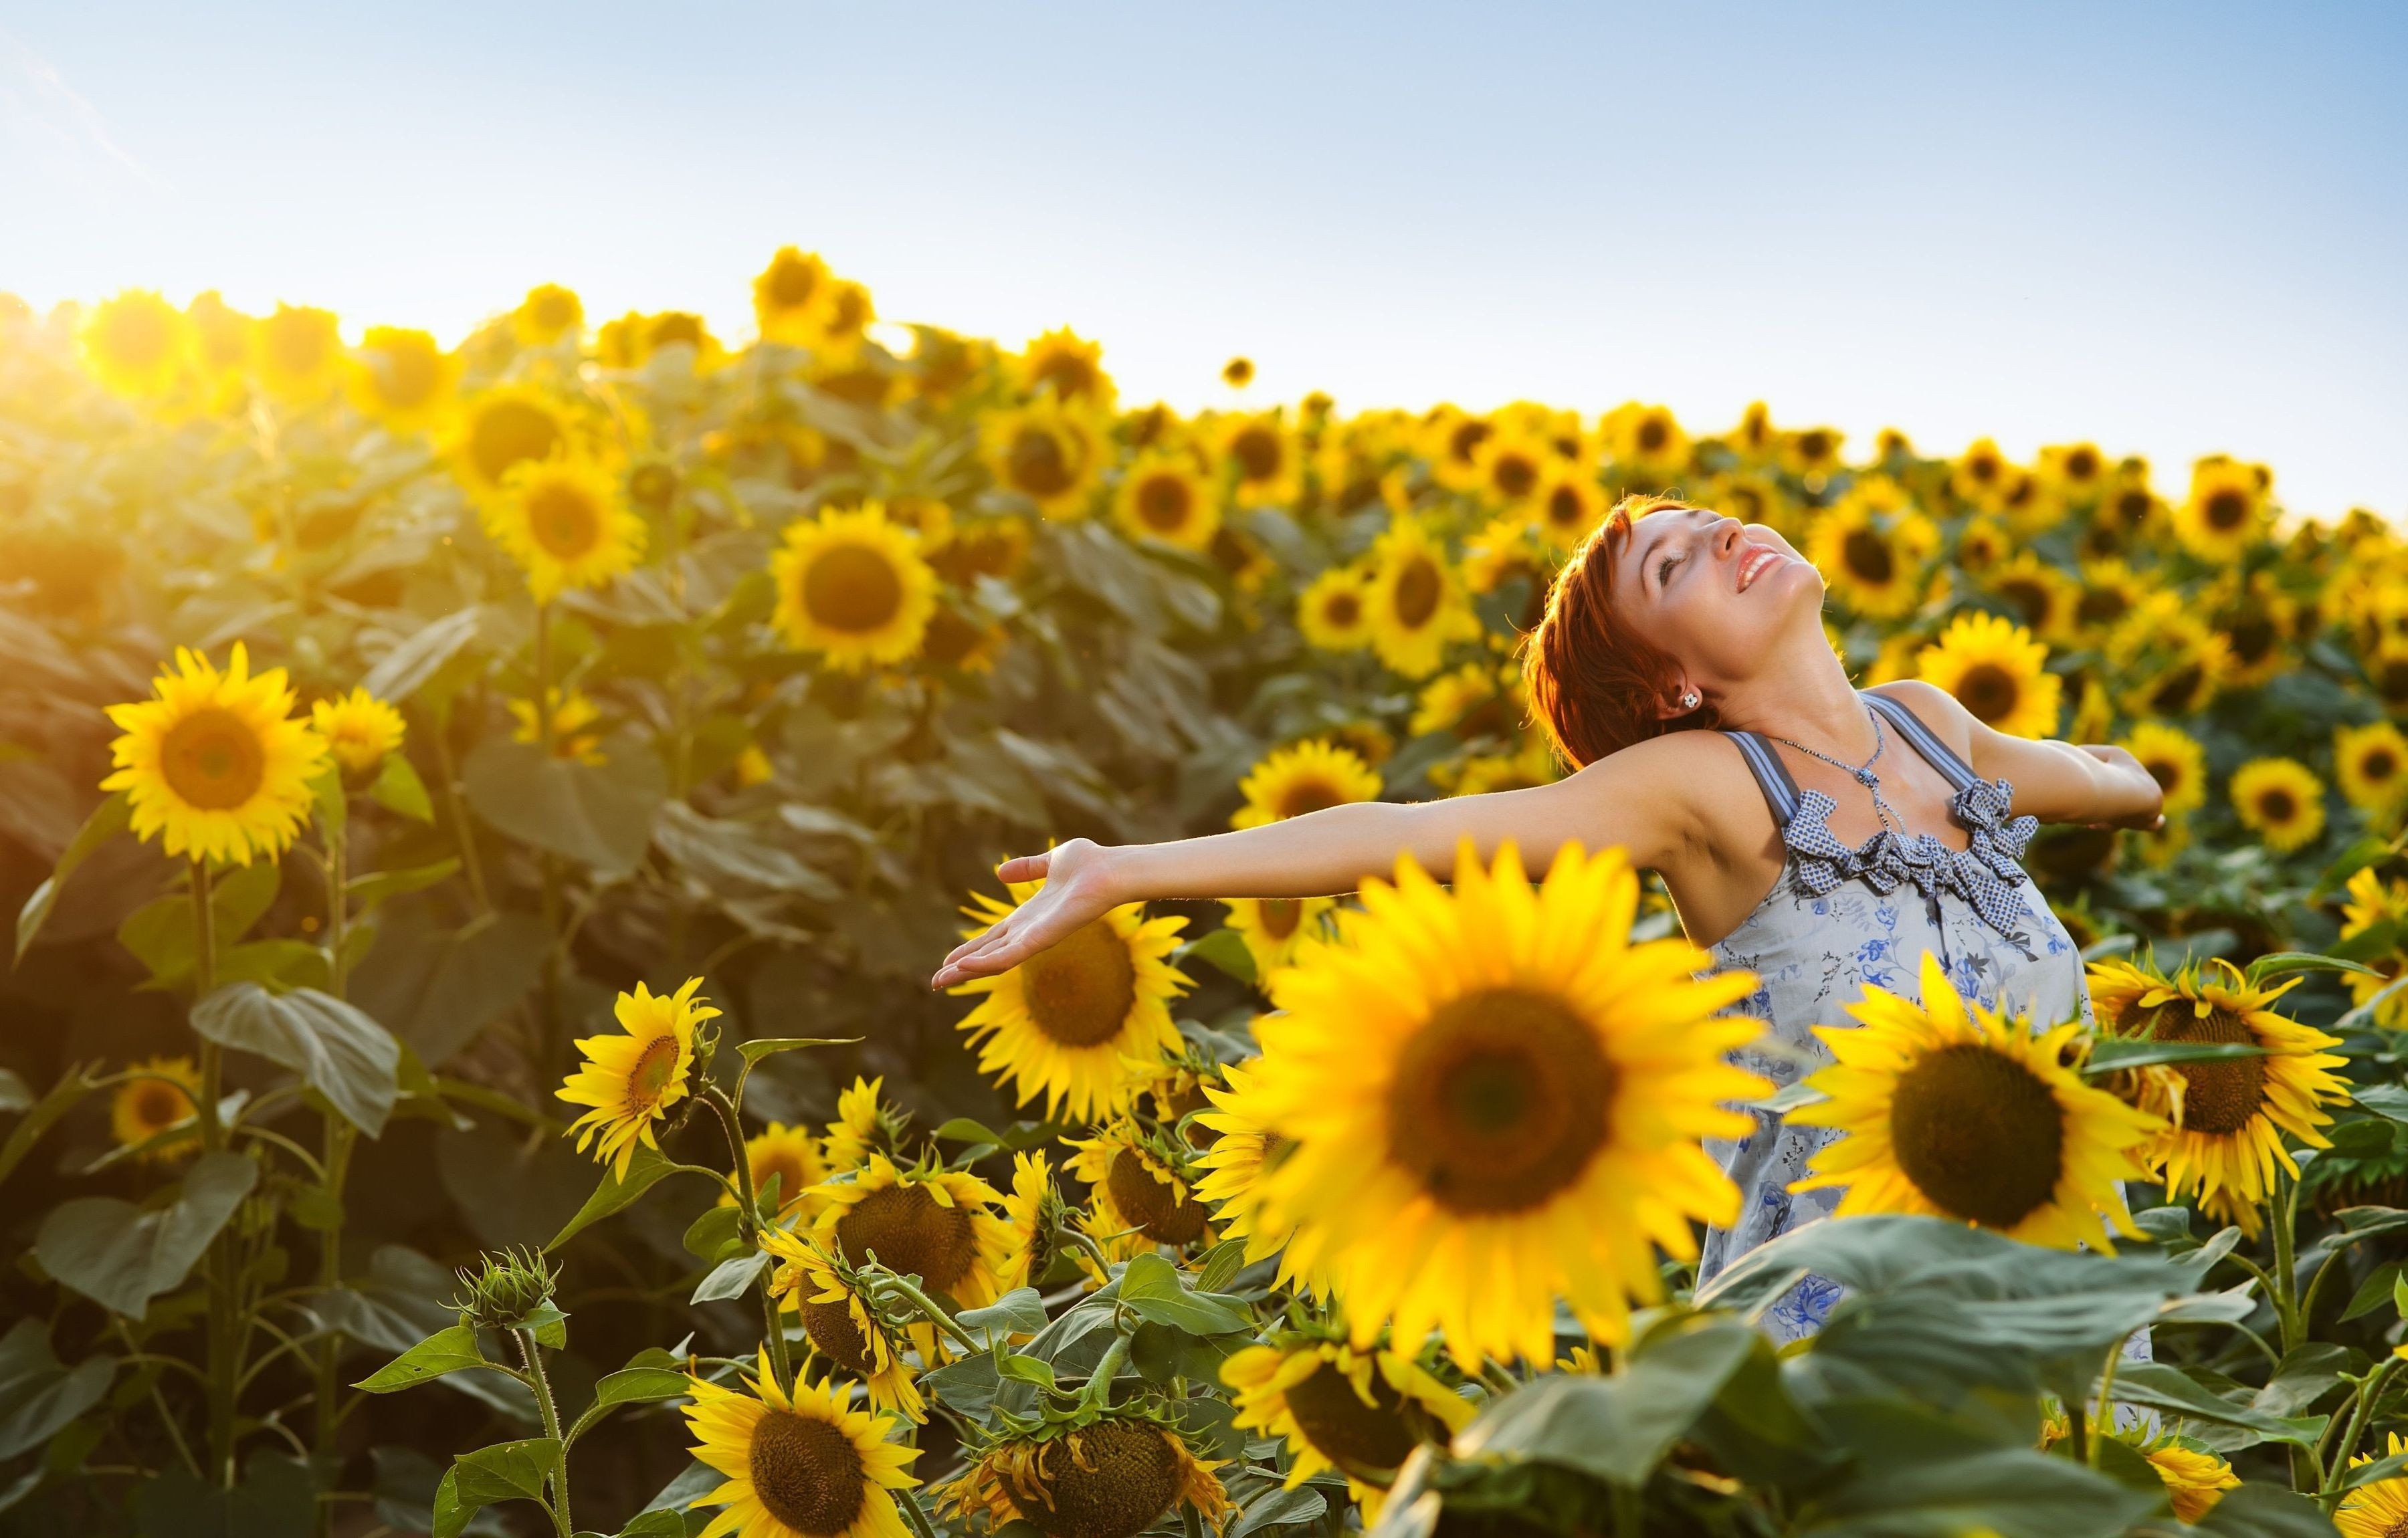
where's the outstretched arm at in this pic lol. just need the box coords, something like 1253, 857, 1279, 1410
1874, 680, 2164, 831
927, 733, 1713, 988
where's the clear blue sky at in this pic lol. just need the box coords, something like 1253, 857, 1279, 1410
5, 2, 2402, 518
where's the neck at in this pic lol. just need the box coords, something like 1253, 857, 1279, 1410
1714, 629, 1874, 756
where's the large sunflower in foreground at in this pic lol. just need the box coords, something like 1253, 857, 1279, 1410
558, 978, 717, 1179
2339, 1433, 2408, 1538
346, 325, 458, 434
1230, 739, 1383, 830
1914, 611, 2062, 739
2229, 756, 2326, 853
770, 504, 938, 672
2117, 721, 2208, 819
950, 879, 1190, 1121
1363, 518, 1479, 679
485, 455, 647, 602
2336, 721, 2408, 816
685, 1349, 920, 1538
809, 1155, 1013, 1310
1788, 953, 2160, 1248
1220, 1337, 1474, 1522
946, 1412, 1231, 1538
1113, 452, 1220, 551
2088, 957, 2348, 1218
102, 643, 328, 866
761, 1231, 925, 1422
79, 290, 192, 399
1248, 841, 1766, 1366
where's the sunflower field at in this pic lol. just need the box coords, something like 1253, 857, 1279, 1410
3, 255, 2408, 1538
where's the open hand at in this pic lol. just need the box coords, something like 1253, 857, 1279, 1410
930, 839, 1122, 990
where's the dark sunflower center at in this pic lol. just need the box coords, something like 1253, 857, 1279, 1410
627, 1035, 682, 1108
1492, 454, 1538, 500
1449, 422, 1492, 464
2362, 748, 2401, 785
1888, 1043, 2065, 1229
1009, 1423, 1183, 1538
2149, 664, 2205, 716
1385, 986, 1614, 1216
1635, 418, 1668, 455
1842, 528, 1896, 584
1019, 919, 1138, 1048
370, 342, 441, 409
1795, 429, 1834, 463
159, 707, 267, 810
629, 463, 677, 510
2152, 1006, 2267, 1136
2115, 489, 2152, 527
748, 1408, 868, 1538
1999, 580, 2050, 627
1393, 558, 1442, 628
1232, 428, 1282, 481
2142, 756, 2185, 794
759, 1153, 812, 1208
1323, 591, 1362, 627
1257, 898, 1302, 941
650, 313, 706, 351
2205, 489, 2249, 530
1274, 776, 1346, 819
1105, 1149, 1208, 1244
2257, 788, 2298, 823
768, 258, 821, 310
1952, 663, 2023, 726
2077, 587, 2130, 627
1283, 1360, 1421, 1476
1035, 356, 1096, 401
1136, 474, 1193, 532
526, 482, 603, 560
1967, 453, 2000, 484
833, 1182, 978, 1295
2066, 447, 2100, 479
1546, 485, 1585, 527
800, 1297, 880, 1376
2227, 615, 2276, 665
136, 1085, 188, 1129
1009, 427, 1075, 498
803, 545, 905, 633
469, 399, 565, 485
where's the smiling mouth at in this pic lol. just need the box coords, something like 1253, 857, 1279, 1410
1736, 546, 1785, 592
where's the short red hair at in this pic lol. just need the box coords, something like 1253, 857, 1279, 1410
1521, 493, 1718, 768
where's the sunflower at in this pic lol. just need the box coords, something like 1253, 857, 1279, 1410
823, 1077, 892, 1175
452, 386, 577, 504
484, 454, 646, 603
1700, 473, 1791, 540
2340, 869, 2408, 1030
346, 326, 458, 434
755, 247, 835, 345
1809, 484, 1938, 619
1954, 517, 2011, 574
2111, 596, 2235, 719
1408, 663, 1516, 743
1985, 553, 2078, 641
1727, 401, 1778, 463
599, 310, 726, 370
2116, 722, 2208, 818
1602, 403, 1689, 483
1017, 327, 1114, 412
771, 504, 939, 672
185, 292, 255, 391
2175, 456, 2269, 563
252, 303, 342, 404
950, 879, 1189, 1122
2087, 958, 2348, 1219
808, 1155, 1012, 1310
111, 1057, 202, 1162
928, 516, 1031, 586
1066, 1118, 1214, 1249
2207, 572, 2297, 688
815, 281, 876, 365
1222, 356, 1254, 389
1364, 518, 1479, 679
1461, 514, 1542, 597
1914, 612, 2063, 739
2340, 1434, 2408, 1538
728, 1122, 831, 1220
2073, 558, 2150, 638
1248, 841, 1765, 1365
982, 400, 1102, 520
102, 643, 328, 867
1221, 895, 1334, 982
1442, 740, 1561, 798
1472, 427, 1554, 510
1950, 438, 2013, 511
1532, 469, 1606, 550
1113, 452, 1220, 551
513, 283, 585, 346
310, 687, 405, 777
1296, 566, 1375, 651
2230, 757, 2326, 853
1423, 407, 1496, 493
945, 1413, 1231, 1538
761, 1232, 925, 1421
2094, 465, 2167, 550
78, 290, 191, 399
2039, 442, 2110, 505
685, 1347, 920, 1538
1231, 739, 1383, 829
1789, 954, 2159, 1248
1190, 1059, 1300, 1270
1995, 467, 2064, 536
558, 978, 717, 1180
2336, 722, 2408, 816
508, 688, 607, 764
1778, 425, 1845, 480
1220, 1337, 1474, 1521
1221, 413, 1301, 508
995, 1149, 1064, 1294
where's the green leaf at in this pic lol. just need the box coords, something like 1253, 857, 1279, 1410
346, 857, 460, 914
1227, 1487, 1326, 1538
682, 1204, 745, 1262
957, 1288, 1049, 1340
360, 609, 481, 703
2252, 1343, 2358, 1417
1116, 1252, 1252, 1335
310, 766, 346, 843
550, 1143, 706, 1250
2080, 1037, 2269, 1075
654, 802, 843, 901
2106, 1363, 2327, 1449
935, 1117, 1007, 1145
1803, 1400, 2161, 1538
349, 907, 550, 1068
690, 1252, 770, 1305
15, 790, 128, 964
2343, 1261, 2403, 1321
737, 1036, 860, 1064
130, 1450, 316, 1538
589, 1367, 690, 1412
453, 1436, 560, 1506
461, 736, 667, 879
2353, 1084, 2408, 1124
116, 859, 282, 989
190, 982, 401, 1135
0, 1319, 114, 1458
2186, 1481, 2344, 1538
996, 1353, 1058, 1392
354, 1325, 489, 1393
371, 754, 435, 822
432, 1468, 470, 1538
1177, 927, 1258, 986
35, 1151, 257, 1317
1456, 1319, 1757, 1486
0, 1062, 104, 1190
2247, 950, 2382, 986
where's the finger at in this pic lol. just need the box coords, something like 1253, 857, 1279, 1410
996, 851, 1049, 883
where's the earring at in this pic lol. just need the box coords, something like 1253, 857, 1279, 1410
1681, 689, 1700, 710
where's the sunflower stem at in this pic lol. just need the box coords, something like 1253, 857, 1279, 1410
190, 856, 241, 1487
2323, 1356, 2400, 1500
2272, 1174, 2302, 1352
1082, 1333, 1131, 1413
514, 1327, 573, 1537
2088, 1333, 2130, 1465
313, 809, 356, 1536
703, 1085, 797, 1394
896, 1486, 946, 1538
532, 598, 567, 1083
871, 1275, 984, 1359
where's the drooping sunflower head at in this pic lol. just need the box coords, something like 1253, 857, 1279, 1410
770, 504, 940, 673
484, 453, 647, 603
1791, 952, 2161, 1248
78, 290, 192, 399
1114, 452, 1221, 551
981, 400, 1102, 520
1364, 518, 1478, 679
558, 978, 718, 1180
1066, 1117, 1214, 1250
345, 326, 458, 434
2116, 722, 2208, 819
760, 1231, 926, 1422
1807, 489, 1938, 620
729, 1121, 831, 1221
1249, 840, 1767, 1365
2175, 456, 2270, 562
252, 303, 343, 404
686, 1347, 920, 1538
1221, 894, 1335, 983
1220, 1337, 1474, 1518
1017, 326, 1114, 411
1914, 611, 2063, 738
2338, 1433, 2408, 1538
754, 247, 835, 344
452, 385, 577, 502
310, 687, 405, 777
810, 1154, 1011, 1309
1296, 566, 1375, 652
102, 643, 329, 867
111, 1056, 203, 1162
1230, 739, 1383, 830
2336, 722, 2408, 816
950, 878, 1190, 1122
944, 1412, 1232, 1538
2229, 756, 2327, 853
512, 283, 585, 346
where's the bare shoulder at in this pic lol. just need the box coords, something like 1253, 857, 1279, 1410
1866, 679, 1979, 756
1555, 728, 1759, 840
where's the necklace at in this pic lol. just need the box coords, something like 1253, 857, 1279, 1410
1767, 705, 1909, 837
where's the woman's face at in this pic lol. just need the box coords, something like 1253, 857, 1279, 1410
1608, 506, 1824, 707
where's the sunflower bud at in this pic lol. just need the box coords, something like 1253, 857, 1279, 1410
453, 1246, 559, 1331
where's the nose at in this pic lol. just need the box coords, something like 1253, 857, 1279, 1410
1710, 517, 1744, 558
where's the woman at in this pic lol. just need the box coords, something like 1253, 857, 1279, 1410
929, 494, 2165, 1337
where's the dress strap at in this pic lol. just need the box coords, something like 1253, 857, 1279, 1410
1724, 730, 1805, 827
1862, 691, 1979, 794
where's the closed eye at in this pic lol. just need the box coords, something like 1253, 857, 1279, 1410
1656, 551, 1681, 588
